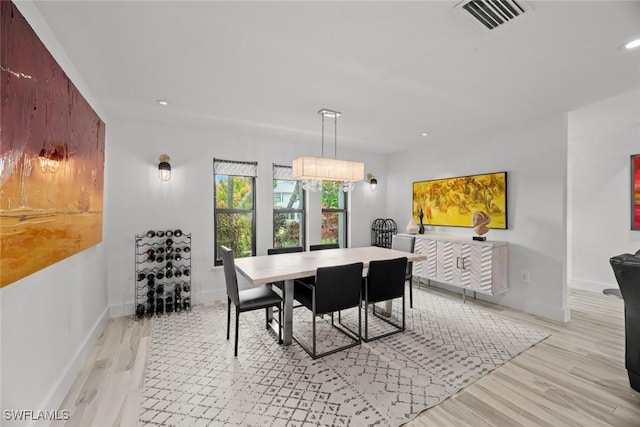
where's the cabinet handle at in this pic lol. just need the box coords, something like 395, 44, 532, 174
456, 257, 460, 269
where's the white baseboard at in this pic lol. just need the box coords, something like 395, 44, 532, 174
35, 307, 109, 426
568, 278, 616, 294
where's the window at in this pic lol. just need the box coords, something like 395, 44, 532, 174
214, 159, 257, 265
273, 164, 305, 249
321, 181, 347, 248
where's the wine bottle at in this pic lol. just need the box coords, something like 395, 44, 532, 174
146, 249, 155, 257
174, 254, 182, 262
166, 270, 173, 278
183, 269, 190, 277
155, 285, 164, 295
157, 230, 165, 237
156, 247, 165, 254
156, 255, 164, 263
147, 254, 156, 262
175, 284, 182, 294
183, 246, 190, 253
166, 230, 173, 237
166, 261, 173, 270
146, 230, 156, 238
147, 273, 154, 281
183, 298, 191, 310
137, 273, 146, 282
147, 303, 155, 315
166, 238, 174, 246
182, 284, 191, 293
156, 299, 165, 314
136, 304, 146, 318
174, 229, 183, 237
175, 247, 182, 253
156, 272, 165, 280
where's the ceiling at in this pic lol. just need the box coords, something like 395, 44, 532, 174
30, 0, 640, 154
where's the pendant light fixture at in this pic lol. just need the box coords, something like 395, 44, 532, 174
292, 109, 364, 192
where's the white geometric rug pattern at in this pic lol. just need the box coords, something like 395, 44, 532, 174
138, 288, 549, 426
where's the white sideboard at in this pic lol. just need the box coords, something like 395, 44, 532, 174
401, 233, 509, 296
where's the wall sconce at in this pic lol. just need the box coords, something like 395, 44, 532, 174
158, 154, 171, 181
367, 173, 378, 192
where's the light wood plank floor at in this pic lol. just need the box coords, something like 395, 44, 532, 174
54, 287, 640, 426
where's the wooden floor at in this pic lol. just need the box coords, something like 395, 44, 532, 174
54, 287, 640, 427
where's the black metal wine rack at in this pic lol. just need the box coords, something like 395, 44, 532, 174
371, 218, 398, 249
135, 229, 192, 318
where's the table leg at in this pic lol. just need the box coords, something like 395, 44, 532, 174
283, 279, 294, 345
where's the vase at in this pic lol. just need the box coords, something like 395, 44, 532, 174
406, 217, 419, 235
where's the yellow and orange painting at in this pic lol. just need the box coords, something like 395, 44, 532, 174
412, 172, 507, 229
0, 1, 105, 288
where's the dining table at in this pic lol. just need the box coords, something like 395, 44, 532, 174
233, 245, 427, 345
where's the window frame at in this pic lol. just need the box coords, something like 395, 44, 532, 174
321, 182, 348, 248
214, 160, 257, 266
272, 165, 306, 249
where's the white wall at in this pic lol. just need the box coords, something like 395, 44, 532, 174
0, 2, 109, 426
387, 112, 570, 322
105, 115, 387, 315
568, 88, 640, 292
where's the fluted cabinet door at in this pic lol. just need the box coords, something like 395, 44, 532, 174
436, 240, 454, 283
452, 243, 472, 287
469, 245, 494, 291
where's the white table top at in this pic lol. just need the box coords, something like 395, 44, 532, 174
234, 246, 427, 285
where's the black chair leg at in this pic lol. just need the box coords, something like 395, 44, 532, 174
265, 308, 269, 330
278, 303, 283, 344
234, 310, 240, 357
409, 279, 413, 308
227, 298, 231, 340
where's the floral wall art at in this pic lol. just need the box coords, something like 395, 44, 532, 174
0, 1, 105, 287
412, 171, 508, 229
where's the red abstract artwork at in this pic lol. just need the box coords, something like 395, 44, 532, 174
633, 155, 640, 231
0, 1, 105, 287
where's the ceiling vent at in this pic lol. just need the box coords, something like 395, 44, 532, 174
455, 0, 532, 31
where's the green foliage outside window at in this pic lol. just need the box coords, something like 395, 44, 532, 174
215, 175, 254, 260
321, 181, 346, 245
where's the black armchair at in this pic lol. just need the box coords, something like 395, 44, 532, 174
293, 262, 363, 359
221, 246, 283, 357
610, 250, 640, 392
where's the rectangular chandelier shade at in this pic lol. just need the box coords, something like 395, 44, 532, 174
292, 156, 364, 182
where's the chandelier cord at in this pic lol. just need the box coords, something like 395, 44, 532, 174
321, 112, 325, 159
334, 114, 338, 159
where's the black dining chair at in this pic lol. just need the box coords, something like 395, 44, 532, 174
293, 262, 363, 359
391, 235, 416, 308
267, 246, 304, 289
309, 243, 339, 251
220, 246, 283, 357
360, 257, 408, 342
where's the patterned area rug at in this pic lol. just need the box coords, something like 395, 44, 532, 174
139, 288, 549, 426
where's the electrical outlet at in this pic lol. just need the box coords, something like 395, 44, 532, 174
521, 270, 530, 283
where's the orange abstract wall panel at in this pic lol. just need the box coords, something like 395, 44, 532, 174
633, 155, 640, 231
0, 1, 106, 287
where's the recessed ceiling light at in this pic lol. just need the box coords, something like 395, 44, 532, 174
421, 132, 429, 137
156, 99, 169, 106
625, 39, 640, 49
